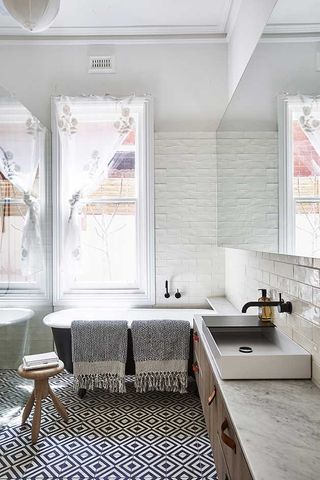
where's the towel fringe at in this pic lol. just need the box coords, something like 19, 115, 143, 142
74, 373, 126, 393
135, 371, 188, 394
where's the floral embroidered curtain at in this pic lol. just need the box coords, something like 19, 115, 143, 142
54, 95, 135, 282
0, 98, 45, 277
298, 95, 320, 163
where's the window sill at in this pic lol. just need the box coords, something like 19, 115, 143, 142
53, 290, 155, 308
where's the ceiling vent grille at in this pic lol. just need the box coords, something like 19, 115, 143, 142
88, 56, 115, 74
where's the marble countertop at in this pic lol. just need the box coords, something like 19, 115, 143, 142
206, 296, 241, 314
195, 315, 320, 480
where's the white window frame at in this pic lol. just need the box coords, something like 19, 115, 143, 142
278, 95, 295, 255
52, 96, 155, 307
0, 106, 51, 306
279, 95, 320, 256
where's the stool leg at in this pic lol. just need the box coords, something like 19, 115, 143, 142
32, 391, 42, 444
21, 391, 35, 425
48, 386, 68, 422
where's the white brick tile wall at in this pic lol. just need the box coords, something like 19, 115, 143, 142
217, 132, 278, 252
225, 248, 320, 387
155, 132, 225, 306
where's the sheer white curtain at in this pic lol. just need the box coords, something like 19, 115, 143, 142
0, 98, 45, 277
299, 95, 320, 162
54, 95, 135, 282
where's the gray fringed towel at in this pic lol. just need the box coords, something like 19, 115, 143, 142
131, 319, 190, 394
71, 320, 127, 393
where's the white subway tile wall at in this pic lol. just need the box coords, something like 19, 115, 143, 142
155, 132, 225, 306
217, 131, 278, 251
225, 248, 320, 387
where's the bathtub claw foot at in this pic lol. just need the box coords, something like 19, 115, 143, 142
78, 388, 87, 399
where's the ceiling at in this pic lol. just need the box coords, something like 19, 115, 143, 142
0, 0, 319, 40
0, 0, 233, 36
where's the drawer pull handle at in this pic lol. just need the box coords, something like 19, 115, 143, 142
192, 363, 199, 373
193, 333, 199, 342
208, 386, 216, 405
221, 418, 236, 453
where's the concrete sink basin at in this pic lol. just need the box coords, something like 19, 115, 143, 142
200, 315, 311, 380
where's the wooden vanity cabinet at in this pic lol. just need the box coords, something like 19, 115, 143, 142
216, 393, 252, 480
215, 434, 232, 480
193, 328, 218, 449
193, 323, 253, 480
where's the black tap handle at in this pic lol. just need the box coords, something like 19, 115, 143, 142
164, 280, 170, 298
277, 292, 292, 314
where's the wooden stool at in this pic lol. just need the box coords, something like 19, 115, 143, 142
18, 360, 68, 444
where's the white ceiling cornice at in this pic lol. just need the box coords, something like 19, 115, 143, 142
0, 24, 228, 37
265, 23, 320, 34
261, 34, 320, 44
0, 35, 227, 46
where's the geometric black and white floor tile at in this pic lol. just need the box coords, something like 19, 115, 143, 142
0, 370, 217, 480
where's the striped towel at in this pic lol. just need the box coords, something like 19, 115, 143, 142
71, 320, 128, 393
131, 319, 190, 394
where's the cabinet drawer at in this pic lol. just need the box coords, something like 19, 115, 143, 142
193, 334, 219, 452
215, 433, 231, 480
217, 396, 253, 480
193, 326, 201, 359
193, 349, 201, 394
207, 381, 218, 451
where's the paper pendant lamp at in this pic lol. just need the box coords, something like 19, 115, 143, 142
3, 0, 60, 32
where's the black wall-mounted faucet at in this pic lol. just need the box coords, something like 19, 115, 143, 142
164, 280, 170, 298
242, 293, 292, 314
175, 289, 181, 299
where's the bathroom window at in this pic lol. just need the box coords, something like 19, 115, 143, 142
0, 100, 49, 303
280, 96, 320, 257
52, 96, 154, 306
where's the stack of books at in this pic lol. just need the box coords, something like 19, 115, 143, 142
23, 352, 59, 370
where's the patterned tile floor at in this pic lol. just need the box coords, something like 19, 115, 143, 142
0, 370, 217, 480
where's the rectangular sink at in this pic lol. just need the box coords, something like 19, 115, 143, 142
201, 315, 311, 380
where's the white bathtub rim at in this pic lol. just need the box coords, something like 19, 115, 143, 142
0, 307, 34, 326
43, 307, 215, 329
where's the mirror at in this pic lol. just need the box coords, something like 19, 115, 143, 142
0, 85, 52, 368
217, 0, 320, 258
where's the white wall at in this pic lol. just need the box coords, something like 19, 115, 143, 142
222, 41, 320, 130
0, 42, 227, 131
227, 0, 277, 100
